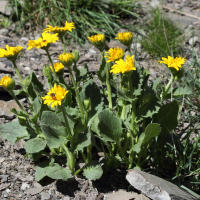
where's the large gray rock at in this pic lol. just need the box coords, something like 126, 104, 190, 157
126, 169, 198, 200
0, 100, 20, 119
0, 1, 12, 15
104, 190, 150, 200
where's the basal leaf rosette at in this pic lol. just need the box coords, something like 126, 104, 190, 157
115, 32, 133, 47
105, 48, 124, 63
27, 32, 59, 50
42, 84, 68, 108
58, 53, 73, 69
50, 63, 64, 76
0, 75, 15, 91
43, 21, 75, 38
88, 34, 105, 51
0, 45, 23, 61
159, 56, 186, 80
110, 55, 136, 75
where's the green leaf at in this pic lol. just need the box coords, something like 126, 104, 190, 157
83, 161, 103, 180
173, 82, 193, 97
62, 90, 72, 107
26, 151, 44, 161
35, 160, 50, 182
46, 163, 71, 181
0, 121, 36, 144
153, 100, 181, 134
30, 72, 44, 95
41, 111, 64, 127
98, 109, 123, 144
152, 77, 161, 93
133, 123, 161, 153
24, 138, 47, 153
32, 96, 42, 116
41, 125, 68, 149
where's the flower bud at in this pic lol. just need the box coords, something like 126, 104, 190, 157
0, 75, 15, 91
84, 99, 91, 110
50, 63, 64, 77
88, 34, 105, 51
58, 53, 74, 69
73, 50, 79, 63
115, 32, 133, 47
43, 65, 52, 79
23, 75, 31, 87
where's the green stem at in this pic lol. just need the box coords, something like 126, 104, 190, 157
128, 46, 132, 56
45, 49, 58, 81
121, 101, 126, 120
165, 74, 174, 93
106, 62, 113, 110
86, 144, 92, 163
12, 60, 23, 85
60, 36, 67, 53
10, 91, 26, 112
80, 151, 87, 163
68, 68, 85, 125
128, 75, 136, 129
62, 144, 75, 174
60, 104, 72, 136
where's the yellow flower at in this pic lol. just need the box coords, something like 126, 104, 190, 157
27, 32, 59, 50
43, 21, 75, 37
110, 55, 136, 74
0, 75, 15, 91
88, 34, 105, 51
0, 45, 23, 61
58, 53, 73, 69
105, 48, 124, 63
159, 56, 186, 71
42, 84, 68, 108
50, 63, 64, 73
115, 32, 133, 47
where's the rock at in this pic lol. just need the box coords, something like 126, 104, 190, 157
20, 183, 30, 191
24, 67, 31, 71
0, 175, 8, 183
89, 48, 97, 54
0, 157, 5, 164
150, 0, 160, 8
131, 43, 142, 53
126, 169, 198, 200
0, 100, 20, 119
20, 37, 29, 42
40, 191, 51, 200
104, 190, 150, 200
189, 36, 199, 46
0, 183, 10, 190
27, 187, 43, 195
0, 1, 12, 15
0, 28, 9, 36
107, 40, 127, 50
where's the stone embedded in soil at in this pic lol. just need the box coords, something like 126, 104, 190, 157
126, 169, 198, 200
0, 100, 20, 119
0, 183, 10, 190
27, 187, 43, 195
104, 190, 150, 200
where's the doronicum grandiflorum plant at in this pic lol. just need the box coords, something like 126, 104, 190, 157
0, 25, 194, 184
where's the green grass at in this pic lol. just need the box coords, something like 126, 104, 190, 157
8, 0, 141, 44
138, 8, 185, 58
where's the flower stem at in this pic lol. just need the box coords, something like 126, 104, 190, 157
45, 49, 58, 81
12, 60, 23, 85
62, 143, 75, 174
60, 36, 67, 53
128, 46, 132, 56
165, 74, 174, 93
60, 104, 72, 136
106, 62, 113, 110
68, 68, 85, 125
10, 91, 26, 112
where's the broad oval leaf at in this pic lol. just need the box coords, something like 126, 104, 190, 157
24, 138, 47, 153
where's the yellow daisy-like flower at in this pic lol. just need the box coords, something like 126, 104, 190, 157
115, 32, 133, 47
159, 56, 186, 71
43, 21, 75, 37
42, 84, 68, 108
110, 55, 136, 74
88, 34, 105, 51
105, 47, 124, 63
27, 32, 59, 50
50, 63, 64, 73
0, 75, 15, 91
58, 53, 73, 69
0, 45, 23, 61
